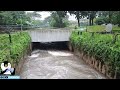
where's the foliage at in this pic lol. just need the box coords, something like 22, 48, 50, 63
50, 11, 69, 28
31, 20, 42, 26
87, 11, 97, 26
111, 11, 120, 26
43, 16, 51, 24
26, 11, 41, 20
68, 11, 88, 27
97, 11, 120, 27
95, 16, 109, 25
68, 11, 97, 26
70, 31, 120, 77
0, 11, 31, 25
0, 32, 31, 66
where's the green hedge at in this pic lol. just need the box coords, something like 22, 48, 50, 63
0, 32, 31, 66
70, 31, 120, 78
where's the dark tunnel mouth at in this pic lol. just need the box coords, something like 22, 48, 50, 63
32, 41, 69, 51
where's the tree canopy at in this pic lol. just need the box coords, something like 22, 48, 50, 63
49, 11, 69, 28
1, 11, 120, 29
0, 11, 31, 25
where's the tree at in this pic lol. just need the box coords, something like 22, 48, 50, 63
26, 11, 41, 20
97, 11, 115, 23
95, 11, 120, 27
42, 16, 52, 26
68, 11, 88, 27
50, 11, 68, 28
111, 11, 120, 26
31, 20, 42, 26
0, 11, 31, 25
87, 11, 97, 26
95, 17, 107, 25
69, 11, 80, 27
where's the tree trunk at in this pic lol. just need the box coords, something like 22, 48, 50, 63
91, 18, 94, 25
89, 17, 92, 26
77, 18, 80, 27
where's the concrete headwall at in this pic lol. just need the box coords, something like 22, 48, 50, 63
28, 29, 72, 42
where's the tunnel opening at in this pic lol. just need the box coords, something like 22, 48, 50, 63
32, 41, 69, 51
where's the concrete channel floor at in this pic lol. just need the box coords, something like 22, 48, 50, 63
20, 50, 106, 79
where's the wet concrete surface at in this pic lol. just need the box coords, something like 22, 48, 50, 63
20, 50, 106, 79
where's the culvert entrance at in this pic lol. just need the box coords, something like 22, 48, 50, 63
32, 41, 69, 51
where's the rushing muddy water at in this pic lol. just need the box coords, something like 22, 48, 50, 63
20, 49, 106, 79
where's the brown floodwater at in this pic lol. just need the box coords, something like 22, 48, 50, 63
20, 49, 106, 79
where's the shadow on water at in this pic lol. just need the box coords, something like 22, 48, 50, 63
32, 41, 69, 51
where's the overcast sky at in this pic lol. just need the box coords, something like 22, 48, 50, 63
26, 11, 77, 21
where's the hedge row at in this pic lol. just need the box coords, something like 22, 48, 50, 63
70, 31, 120, 78
0, 32, 31, 66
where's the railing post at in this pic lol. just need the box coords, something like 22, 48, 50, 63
8, 31, 12, 59
6, 27, 13, 60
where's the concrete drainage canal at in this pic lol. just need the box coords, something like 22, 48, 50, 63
20, 41, 106, 79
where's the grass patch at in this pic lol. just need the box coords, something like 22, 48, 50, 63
84, 25, 120, 32
87, 25, 105, 32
